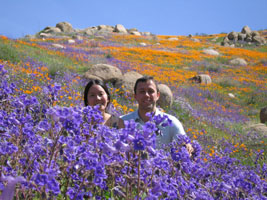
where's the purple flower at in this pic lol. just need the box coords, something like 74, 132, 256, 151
34, 173, 48, 186
47, 178, 60, 194
0, 142, 18, 155
37, 120, 51, 132
133, 137, 146, 151
171, 148, 181, 162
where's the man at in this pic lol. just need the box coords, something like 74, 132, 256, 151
121, 76, 194, 154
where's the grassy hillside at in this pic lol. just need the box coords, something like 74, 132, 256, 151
0, 30, 266, 198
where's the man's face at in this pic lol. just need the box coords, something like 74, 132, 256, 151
134, 80, 160, 112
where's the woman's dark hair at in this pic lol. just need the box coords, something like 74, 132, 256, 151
84, 79, 111, 106
134, 76, 159, 94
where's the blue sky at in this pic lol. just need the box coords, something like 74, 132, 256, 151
1, 0, 266, 38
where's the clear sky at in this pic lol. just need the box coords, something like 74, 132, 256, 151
1, 0, 266, 38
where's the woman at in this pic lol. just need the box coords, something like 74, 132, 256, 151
84, 79, 124, 129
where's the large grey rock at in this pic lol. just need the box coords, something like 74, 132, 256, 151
229, 58, 247, 66
245, 35, 253, 42
158, 84, 173, 108
97, 25, 114, 32
260, 107, 267, 123
247, 123, 267, 135
83, 74, 103, 82
241, 25, 252, 35
114, 24, 127, 34
238, 33, 246, 41
142, 32, 151, 36
227, 31, 238, 41
251, 31, 260, 37
39, 33, 53, 38
115, 71, 143, 92
84, 27, 97, 36
56, 22, 73, 32
72, 35, 83, 40
252, 36, 266, 45
43, 27, 62, 34
130, 31, 141, 36
85, 64, 122, 85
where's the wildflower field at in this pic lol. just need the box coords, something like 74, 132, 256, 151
0, 31, 266, 199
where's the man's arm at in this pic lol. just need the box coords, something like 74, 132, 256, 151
169, 115, 194, 156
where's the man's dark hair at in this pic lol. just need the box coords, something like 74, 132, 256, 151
84, 79, 111, 106
134, 76, 159, 94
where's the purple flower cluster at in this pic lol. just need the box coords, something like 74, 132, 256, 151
0, 64, 266, 199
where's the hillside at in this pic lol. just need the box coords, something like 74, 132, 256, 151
0, 23, 266, 199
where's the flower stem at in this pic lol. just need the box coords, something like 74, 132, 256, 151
137, 151, 141, 200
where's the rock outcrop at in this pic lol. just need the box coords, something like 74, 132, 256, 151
36, 22, 152, 38
221, 25, 266, 46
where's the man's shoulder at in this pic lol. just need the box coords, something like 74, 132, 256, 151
120, 111, 138, 121
157, 110, 181, 124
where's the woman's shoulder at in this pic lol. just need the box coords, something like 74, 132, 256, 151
110, 115, 124, 129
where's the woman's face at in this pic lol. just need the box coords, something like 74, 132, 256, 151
87, 84, 109, 112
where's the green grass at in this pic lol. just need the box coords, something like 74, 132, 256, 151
0, 38, 22, 63
13, 40, 89, 77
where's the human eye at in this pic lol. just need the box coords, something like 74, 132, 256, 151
139, 90, 145, 94
148, 89, 155, 94
99, 92, 105, 97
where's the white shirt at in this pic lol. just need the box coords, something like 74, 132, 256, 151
121, 108, 186, 148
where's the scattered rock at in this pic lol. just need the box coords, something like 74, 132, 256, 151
157, 84, 173, 108
229, 58, 247, 66
189, 74, 212, 84
51, 44, 65, 49
168, 37, 178, 41
203, 49, 219, 56
67, 39, 75, 44
139, 43, 147, 46
247, 123, 267, 135
228, 93, 235, 98
260, 107, 267, 123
